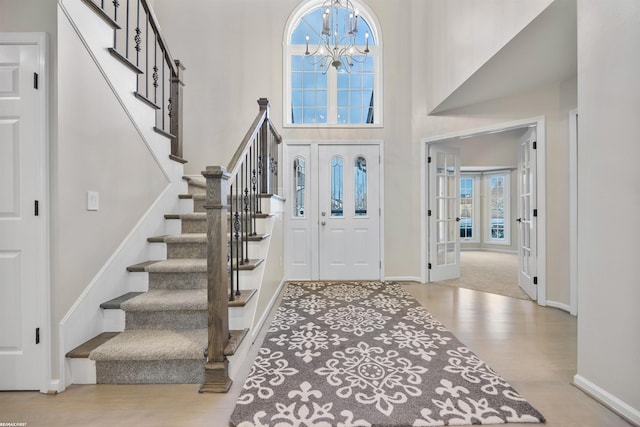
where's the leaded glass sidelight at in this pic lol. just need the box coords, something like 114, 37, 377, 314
354, 156, 367, 216
331, 156, 344, 216
293, 157, 306, 217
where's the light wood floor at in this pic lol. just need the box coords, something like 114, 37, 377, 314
0, 283, 631, 427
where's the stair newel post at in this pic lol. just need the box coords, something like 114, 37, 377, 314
200, 166, 232, 393
170, 60, 185, 158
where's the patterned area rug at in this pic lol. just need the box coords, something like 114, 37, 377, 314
229, 282, 545, 426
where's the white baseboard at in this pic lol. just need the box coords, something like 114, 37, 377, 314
384, 276, 422, 283
546, 300, 572, 314
573, 374, 640, 425
251, 279, 286, 343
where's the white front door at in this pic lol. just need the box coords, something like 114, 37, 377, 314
0, 39, 46, 390
285, 144, 381, 281
318, 145, 380, 280
517, 128, 537, 299
428, 145, 461, 282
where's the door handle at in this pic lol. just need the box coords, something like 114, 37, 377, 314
516, 218, 522, 223
321, 221, 326, 226
455, 217, 460, 222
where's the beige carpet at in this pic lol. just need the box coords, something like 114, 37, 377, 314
439, 251, 531, 300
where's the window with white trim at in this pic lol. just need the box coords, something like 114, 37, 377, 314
284, 0, 382, 127
485, 171, 510, 244
460, 174, 480, 242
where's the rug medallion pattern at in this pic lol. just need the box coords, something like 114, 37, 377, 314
230, 282, 545, 426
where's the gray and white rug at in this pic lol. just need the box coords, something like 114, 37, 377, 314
229, 282, 545, 426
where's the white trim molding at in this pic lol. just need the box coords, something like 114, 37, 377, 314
573, 375, 640, 425
569, 109, 578, 316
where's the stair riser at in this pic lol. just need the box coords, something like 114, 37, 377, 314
181, 219, 206, 234
148, 272, 206, 289
96, 359, 205, 384
166, 242, 206, 259
126, 310, 207, 330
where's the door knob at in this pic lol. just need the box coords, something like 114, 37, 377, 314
516, 218, 522, 223
321, 221, 326, 226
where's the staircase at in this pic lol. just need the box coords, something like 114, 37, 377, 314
63, 0, 284, 390
66, 176, 281, 384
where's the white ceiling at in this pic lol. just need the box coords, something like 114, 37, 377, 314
430, 0, 577, 114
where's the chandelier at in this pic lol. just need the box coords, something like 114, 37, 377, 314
304, 0, 370, 73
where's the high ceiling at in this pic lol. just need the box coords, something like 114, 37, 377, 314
430, 0, 576, 114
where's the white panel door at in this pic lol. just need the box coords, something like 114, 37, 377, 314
318, 145, 380, 280
428, 145, 461, 282
518, 128, 537, 300
0, 42, 44, 390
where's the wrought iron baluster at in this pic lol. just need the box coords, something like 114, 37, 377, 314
135, 0, 141, 60
244, 156, 250, 262
113, 0, 119, 47
125, 0, 130, 58
234, 175, 242, 296
145, 15, 149, 99
161, 55, 166, 129
251, 144, 258, 236
229, 183, 235, 302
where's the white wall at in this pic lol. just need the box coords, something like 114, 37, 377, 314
421, 0, 553, 112
575, 0, 640, 420
152, 0, 419, 280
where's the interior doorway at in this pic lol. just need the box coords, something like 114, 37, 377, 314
422, 118, 547, 305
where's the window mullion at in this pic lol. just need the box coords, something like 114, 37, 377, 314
327, 69, 337, 124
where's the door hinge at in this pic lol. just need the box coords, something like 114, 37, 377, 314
34, 200, 39, 216
533, 276, 538, 285
33, 72, 39, 89
428, 263, 432, 270
533, 140, 537, 150
379, 261, 382, 269
379, 207, 381, 216
428, 156, 432, 163
428, 209, 432, 217
35, 328, 40, 344
533, 209, 538, 217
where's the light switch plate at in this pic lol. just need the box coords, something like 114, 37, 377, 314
87, 191, 99, 211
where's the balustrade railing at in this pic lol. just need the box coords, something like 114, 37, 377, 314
81, 0, 185, 158
201, 98, 282, 392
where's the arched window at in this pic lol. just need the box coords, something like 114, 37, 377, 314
284, 0, 382, 127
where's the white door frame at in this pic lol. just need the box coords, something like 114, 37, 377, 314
569, 109, 578, 316
0, 32, 51, 393
284, 140, 385, 281
421, 117, 547, 306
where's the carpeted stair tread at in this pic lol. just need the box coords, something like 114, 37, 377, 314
122, 289, 206, 312
183, 176, 206, 189
66, 332, 120, 358
90, 329, 207, 361
100, 292, 144, 309
145, 258, 207, 273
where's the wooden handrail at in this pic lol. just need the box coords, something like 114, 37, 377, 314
139, 0, 179, 76
201, 98, 282, 393
226, 109, 267, 177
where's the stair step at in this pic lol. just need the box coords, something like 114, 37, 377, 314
225, 329, 249, 356
100, 292, 144, 309
229, 289, 257, 307
66, 332, 120, 358
127, 260, 161, 272
233, 258, 264, 271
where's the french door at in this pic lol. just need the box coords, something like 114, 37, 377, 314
428, 145, 461, 281
518, 128, 537, 299
285, 144, 381, 281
